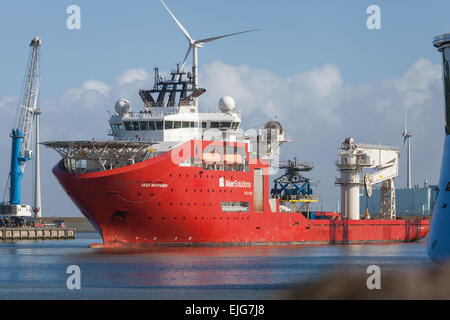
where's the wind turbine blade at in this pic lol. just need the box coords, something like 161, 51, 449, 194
160, 0, 192, 42
179, 45, 192, 72
195, 29, 260, 45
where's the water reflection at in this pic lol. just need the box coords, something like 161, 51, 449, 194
0, 233, 433, 299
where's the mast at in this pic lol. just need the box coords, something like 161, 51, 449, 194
34, 108, 42, 217
402, 107, 413, 189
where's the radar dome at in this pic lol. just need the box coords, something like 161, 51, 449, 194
115, 99, 131, 114
218, 96, 236, 113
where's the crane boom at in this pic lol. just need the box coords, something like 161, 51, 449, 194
18, 35, 41, 169
8, 35, 42, 209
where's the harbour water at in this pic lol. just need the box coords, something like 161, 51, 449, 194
0, 233, 433, 300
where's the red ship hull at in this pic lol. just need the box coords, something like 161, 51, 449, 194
52, 140, 429, 246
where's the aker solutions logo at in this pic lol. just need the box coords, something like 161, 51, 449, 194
219, 177, 251, 188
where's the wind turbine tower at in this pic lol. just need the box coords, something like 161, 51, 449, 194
402, 107, 413, 189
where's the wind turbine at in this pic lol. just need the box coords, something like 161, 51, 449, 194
402, 105, 413, 189
160, 0, 259, 91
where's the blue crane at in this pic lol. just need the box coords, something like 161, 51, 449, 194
1, 35, 42, 217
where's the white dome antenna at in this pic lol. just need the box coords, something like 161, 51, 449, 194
115, 99, 131, 114
218, 96, 236, 113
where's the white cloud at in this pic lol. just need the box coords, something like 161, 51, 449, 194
0, 96, 16, 109
82, 80, 111, 95
117, 68, 150, 85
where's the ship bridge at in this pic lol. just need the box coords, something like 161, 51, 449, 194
108, 66, 244, 144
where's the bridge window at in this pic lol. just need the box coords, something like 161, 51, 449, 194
174, 121, 182, 129
210, 122, 219, 128
132, 122, 139, 131
182, 121, 190, 128
139, 121, 148, 131
202, 122, 207, 128
165, 121, 173, 129
190, 122, 198, 128
220, 122, 231, 129
124, 121, 132, 131
156, 121, 163, 130
148, 121, 156, 130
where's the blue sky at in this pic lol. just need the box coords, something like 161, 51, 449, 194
0, 0, 449, 216
1, 0, 449, 98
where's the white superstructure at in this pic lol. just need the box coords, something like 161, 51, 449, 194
336, 138, 399, 220
108, 96, 242, 145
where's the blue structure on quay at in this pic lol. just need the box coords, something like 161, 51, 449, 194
360, 182, 438, 216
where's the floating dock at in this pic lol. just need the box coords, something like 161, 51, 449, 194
0, 227, 75, 241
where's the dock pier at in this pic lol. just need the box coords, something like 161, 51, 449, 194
0, 227, 75, 241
